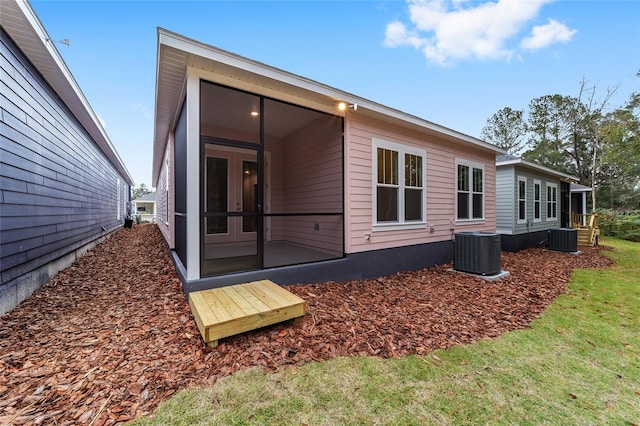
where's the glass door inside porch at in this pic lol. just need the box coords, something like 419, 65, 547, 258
202, 145, 261, 275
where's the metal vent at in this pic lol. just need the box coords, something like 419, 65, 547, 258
454, 232, 501, 276
548, 228, 577, 252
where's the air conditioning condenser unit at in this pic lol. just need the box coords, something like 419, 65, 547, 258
548, 228, 578, 252
454, 232, 501, 276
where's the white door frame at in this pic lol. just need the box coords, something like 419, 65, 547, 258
203, 145, 271, 245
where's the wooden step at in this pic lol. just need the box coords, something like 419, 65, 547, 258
577, 228, 593, 245
188, 280, 306, 347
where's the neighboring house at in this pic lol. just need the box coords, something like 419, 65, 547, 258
153, 28, 506, 293
0, 0, 134, 314
496, 155, 578, 252
132, 191, 156, 222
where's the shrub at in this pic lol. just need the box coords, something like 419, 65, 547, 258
597, 209, 640, 242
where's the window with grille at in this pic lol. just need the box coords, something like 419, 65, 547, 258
373, 138, 426, 228
547, 183, 558, 221
456, 159, 484, 221
518, 176, 527, 224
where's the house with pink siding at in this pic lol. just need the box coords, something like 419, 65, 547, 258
153, 29, 506, 292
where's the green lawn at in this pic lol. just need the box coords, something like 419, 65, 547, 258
133, 239, 640, 425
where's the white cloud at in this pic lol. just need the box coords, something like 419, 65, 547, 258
384, 21, 424, 49
132, 103, 152, 119
384, 0, 575, 66
384, 21, 409, 47
521, 19, 577, 50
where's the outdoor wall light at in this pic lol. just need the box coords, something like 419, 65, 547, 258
338, 102, 357, 112
250, 111, 259, 117
47, 38, 70, 47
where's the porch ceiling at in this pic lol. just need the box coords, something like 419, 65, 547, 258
153, 28, 505, 185
199, 81, 326, 140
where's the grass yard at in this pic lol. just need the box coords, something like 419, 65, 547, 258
133, 238, 640, 425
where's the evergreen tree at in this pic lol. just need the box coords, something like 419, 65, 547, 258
481, 76, 638, 211
132, 183, 152, 200
480, 107, 527, 154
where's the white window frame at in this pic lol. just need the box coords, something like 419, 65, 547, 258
164, 151, 170, 225
517, 176, 527, 224
546, 182, 558, 221
455, 158, 485, 223
372, 138, 427, 230
533, 179, 541, 223
116, 177, 121, 220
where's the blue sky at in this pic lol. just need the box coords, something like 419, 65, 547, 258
31, 0, 639, 188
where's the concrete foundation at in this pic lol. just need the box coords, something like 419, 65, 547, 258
0, 234, 111, 316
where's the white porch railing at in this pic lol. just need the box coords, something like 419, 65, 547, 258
135, 214, 156, 223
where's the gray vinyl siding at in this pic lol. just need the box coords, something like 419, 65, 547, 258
495, 166, 514, 233
496, 163, 562, 236
0, 28, 130, 286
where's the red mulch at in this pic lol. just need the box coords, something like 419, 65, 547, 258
0, 224, 614, 425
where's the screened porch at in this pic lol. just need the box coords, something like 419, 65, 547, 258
199, 80, 344, 277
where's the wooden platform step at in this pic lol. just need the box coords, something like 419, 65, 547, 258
577, 228, 595, 245
188, 280, 306, 347
578, 229, 590, 244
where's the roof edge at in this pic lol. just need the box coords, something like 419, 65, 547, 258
154, 27, 506, 173
3, 0, 134, 185
497, 157, 578, 182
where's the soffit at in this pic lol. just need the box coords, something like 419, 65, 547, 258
0, 0, 133, 185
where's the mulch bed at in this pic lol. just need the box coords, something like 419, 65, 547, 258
0, 224, 614, 425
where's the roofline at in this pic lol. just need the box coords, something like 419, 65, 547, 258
496, 157, 578, 182
153, 28, 505, 183
132, 192, 157, 202
1, 0, 134, 186
570, 184, 593, 193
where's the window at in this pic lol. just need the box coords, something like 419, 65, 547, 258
547, 183, 557, 221
533, 179, 541, 222
206, 156, 229, 234
116, 178, 121, 220
456, 159, 484, 221
373, 138, 426, 228
517, 176, 527, 224
404, 153, 423, 221
165, 190, 169, 223
165, 153, 170, 224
